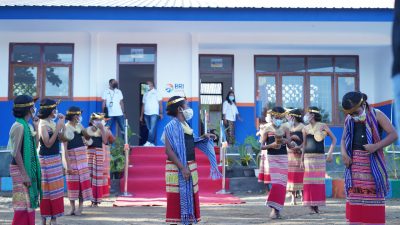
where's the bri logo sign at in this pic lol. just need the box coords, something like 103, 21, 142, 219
165, 83, 185, 93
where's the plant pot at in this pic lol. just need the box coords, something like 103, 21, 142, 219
111, 172, 123, 179
389, 179, 400, 198
110, 178, 121, 195
332, 179, 345, 199
243, 168, 255, 177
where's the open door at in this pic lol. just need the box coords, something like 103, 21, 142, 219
117, 45, 156, 145
199, 55, 234, 136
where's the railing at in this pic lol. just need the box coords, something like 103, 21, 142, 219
121, 118, 133, 197
216, 119, 230, 194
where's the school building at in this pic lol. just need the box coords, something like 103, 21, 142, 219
0, 1, 396, 146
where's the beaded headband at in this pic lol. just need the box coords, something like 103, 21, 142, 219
307, 109, 321, 114
268, 111, 287, 117
90, 113, 105, 120
343, 98, 364, 114
40, 100, 61, 109
167, 97, 185, 106
13, 101, 34, 108
66, 111, 81, 115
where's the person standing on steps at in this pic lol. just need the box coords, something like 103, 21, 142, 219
222, 90, 241, 146
301, 106, 336, 214
162, 96, 221, 225
140, 81, 163, 147
102, 79, 126, 137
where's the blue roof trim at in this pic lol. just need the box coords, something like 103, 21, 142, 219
0, 6, 394, 21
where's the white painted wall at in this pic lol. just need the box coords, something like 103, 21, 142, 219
0, 20, 394, 104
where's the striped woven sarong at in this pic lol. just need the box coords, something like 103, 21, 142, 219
102, 145, 111, 197
39, 154, 64, 218
346, 150, 385, 224
10, 164, 36, 225
258, 150, 271, 184
166, 160, 201, 223
87, 147, 105, 203
287, 150, 304, 191
66, 146, 93, 201
303, 153, 326, 207
266, 154, 288, 211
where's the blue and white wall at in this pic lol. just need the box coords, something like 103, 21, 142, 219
0, 20, 396, 147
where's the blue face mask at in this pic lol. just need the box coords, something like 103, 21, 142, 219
273, 118, 283, 127
229, 96, 235, 101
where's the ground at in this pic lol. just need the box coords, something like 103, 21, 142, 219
1, 194, 400, 225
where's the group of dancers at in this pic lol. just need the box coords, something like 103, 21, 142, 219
8, 91, 398, 225
257, 91, 398, 224
8, 95, 115, 225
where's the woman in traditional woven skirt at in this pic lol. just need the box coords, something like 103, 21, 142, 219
63, 106, 93, 216
38, 99, 65, 225
341, 92, 397, 224
257, 111, 272, 187
102, 127, 115, 198
8, 95, 41, 225
260, 107, 291, 219
163, 96, 221, 225
301, 107, 336, 214
86, 113, 109, 207
286, 109, 305, 205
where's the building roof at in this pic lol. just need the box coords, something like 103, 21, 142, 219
0, 0, 395, 9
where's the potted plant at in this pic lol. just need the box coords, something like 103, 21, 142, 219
238, 145, 254, 177
385, 144, 400, 199
110, 137, 126, 179
244, 136, 261, 177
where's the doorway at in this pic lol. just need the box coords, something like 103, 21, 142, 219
199, 55, 234, 136
117, 45, 156, 145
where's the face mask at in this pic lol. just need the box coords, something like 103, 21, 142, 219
352, 107, 366, 122
31, 107, 37, 117
77, 116, 83, 124
303, 115, 310, 124
144, 85, 150, 92
112, 83, 118, 89
229, 96, 235, 101
273, 118, 283, 127
265, 115, 271, 123
181, 108, 194, 121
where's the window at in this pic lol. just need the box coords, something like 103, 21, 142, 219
255, 56, 359, 125
9, 43, 73, 99
200, 83, 223, 105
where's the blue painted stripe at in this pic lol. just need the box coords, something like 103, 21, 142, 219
0, 7, 394, 21
1, 177, 12, 191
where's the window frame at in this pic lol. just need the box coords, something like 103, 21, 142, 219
254, 55, 359, 125
9, 43, 74, 99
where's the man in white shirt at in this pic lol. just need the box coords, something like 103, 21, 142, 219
102, 79, 125, 136
140, 81, 163, 146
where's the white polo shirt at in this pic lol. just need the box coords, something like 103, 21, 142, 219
102, 88, 124, 117
142, 88, 162, 116
223, 100, 239, 122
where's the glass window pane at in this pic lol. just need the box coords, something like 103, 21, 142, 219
257, 76, 276, 114
308, 57, 333, 72
280, 57, 305, 72
119, 46, 155, 63
255, 57, 278, 73
200, 83, 222, 94
282, 76, 304, 109
44, 45, 73, 63
199, 56, 233, 73
13, 66, 38, 96
45, 67, 70, 97
310, 76, 332, 123
200, 95, 222, 105
335, 57, 357, 73
12, 45, 41, 63
338, 77, 356, 123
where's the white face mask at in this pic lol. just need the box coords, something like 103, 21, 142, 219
77, 116, 83, 124
303, 115, 311, 124
265, 114, 272, 123
352, 107, 366, 122
181, 108, 194, 121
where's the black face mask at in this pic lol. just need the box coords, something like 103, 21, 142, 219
112, 83, 119, 89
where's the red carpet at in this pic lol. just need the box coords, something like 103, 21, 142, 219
113, 147, 244, 207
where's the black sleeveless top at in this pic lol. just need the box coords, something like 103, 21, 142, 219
290, 130, 303, 146
67, 131, 85, 150
266, 135, 287, 155
304, 134, 325, 154
185, 134, 196, 161
89, 136, 103, 148
39, 131, 60, 156
11, 137, 24, 165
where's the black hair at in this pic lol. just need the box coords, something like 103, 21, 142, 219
38, 98, 56, 119
66, 106, 82, 121
290, 108, 304, 123
166, 96, 186, 117
271, 106, 285, 114
12, 95, 34, 118
109, 79, 116, 84
308, 106, 322, 122
342, 91, 369, 112
226, 90, 236, 105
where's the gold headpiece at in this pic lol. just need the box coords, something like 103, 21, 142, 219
167, 97, 185, 106
13, 101, 34, 108
90, 112, 105, 120
307, 109, 321, 114
268, 110, 287, 118
40, 99, 61, 109
343, 98, 364, 114
66, 111, 81, 115
288, 113, 302, 118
